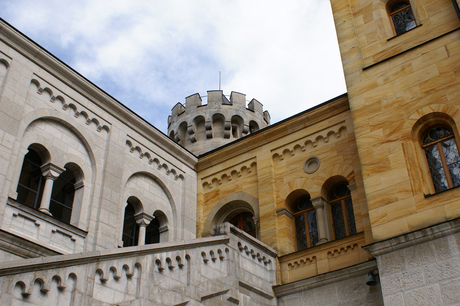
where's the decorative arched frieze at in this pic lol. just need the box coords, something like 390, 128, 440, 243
327, 243, 359, 259
125, 136, 185, 181
271, 122, 347, 163
29, 77, 110, 133
201, 159, 257, 191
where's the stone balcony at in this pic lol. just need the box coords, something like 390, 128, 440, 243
278, 232, 372, 284
0, 222, 277, 305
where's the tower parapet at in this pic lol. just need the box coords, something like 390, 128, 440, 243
168, 90, 270, 155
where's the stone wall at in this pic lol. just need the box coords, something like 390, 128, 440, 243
0, 223, 277, 306
365, 218, 460, 306
330, 0, 460, 241
275, 260, 383, 306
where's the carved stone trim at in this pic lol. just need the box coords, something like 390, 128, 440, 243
347, 182, 357, 191
276, 208, 293, 219
40, 163, 65, 180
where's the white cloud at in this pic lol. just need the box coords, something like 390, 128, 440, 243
2, 0, 346, 132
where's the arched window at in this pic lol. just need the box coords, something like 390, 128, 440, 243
49, 167, 75, 223
329, 183, 356, 240
122, 201, 139, 247
16, 149, 45, 209
422, 126, 460, 193
293, 195, 318, 251
229, 212, 256, 237
145, 218, 160, 244
389, 1, 416, 35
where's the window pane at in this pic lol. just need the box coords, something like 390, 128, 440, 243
331, 203, 346, 239
295, 214, 308, 251
442, 139, 460, 188
307, 210, 318, 247
345, 198, 357, 235
123, 203, 138, 247
392, 7, 415, 35
425, 145, 449, 192
145, 218, 160, 244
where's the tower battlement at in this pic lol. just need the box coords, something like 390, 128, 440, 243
168, 90, 270, 155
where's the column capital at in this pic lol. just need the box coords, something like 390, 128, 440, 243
40, 163, 65, 180
134, 212, 153, 227
311, 196, 327, 209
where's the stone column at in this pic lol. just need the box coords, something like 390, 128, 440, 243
311, 196, 329, 244
39, 163, 65, 215
135, 213, 153, 246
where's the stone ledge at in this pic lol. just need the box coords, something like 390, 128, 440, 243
363, 217, 460, 257
273, 260, 377, 297
7, 197, 87, 237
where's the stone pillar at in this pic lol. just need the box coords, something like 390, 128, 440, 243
39, 163, 65, 215
135, 213, 153, 246
311, 196, 329, 244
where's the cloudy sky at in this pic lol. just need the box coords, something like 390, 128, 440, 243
2, 0, 346, 133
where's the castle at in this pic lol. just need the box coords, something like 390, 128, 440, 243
0, 0, 460, 303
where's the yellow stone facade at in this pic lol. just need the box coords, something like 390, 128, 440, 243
196, 95, 373, 284
331, 0, 460, 242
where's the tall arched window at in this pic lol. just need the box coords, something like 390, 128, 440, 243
229, 212, 256, 237
389, 1, 416, 35
293, 195, 318, 251
122, 201, 139, 247
49, 167, 76, 223
16, 148, 45, 209
329, 183, 356, 240
423, 126, 460, 193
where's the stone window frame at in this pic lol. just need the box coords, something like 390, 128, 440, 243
403, 108, 460, 196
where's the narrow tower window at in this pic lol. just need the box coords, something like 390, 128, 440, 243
390, 1, 416, 35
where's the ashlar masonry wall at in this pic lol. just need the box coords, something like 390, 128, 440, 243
365, 218, 460, 306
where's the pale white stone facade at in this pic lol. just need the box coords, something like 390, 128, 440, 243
0, 21, 197, 260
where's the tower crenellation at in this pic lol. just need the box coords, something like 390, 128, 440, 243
168, 90, 270, 155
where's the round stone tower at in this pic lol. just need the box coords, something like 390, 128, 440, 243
168, 90, 270, 155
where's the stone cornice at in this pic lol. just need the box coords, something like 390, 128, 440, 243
196, 94, 349, 172
0, 19, 197, 169
273, 260, 377, 297
363, 217, 460, 257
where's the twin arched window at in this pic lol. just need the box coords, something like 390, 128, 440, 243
293, 183, 357, 252
16, 146, 82, 224
122, 198, 163, 247
423, 126, 460, 193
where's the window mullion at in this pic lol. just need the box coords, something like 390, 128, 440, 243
342, 200, 350, 236
304, 212, 311, 248
437, 142, 454, 188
